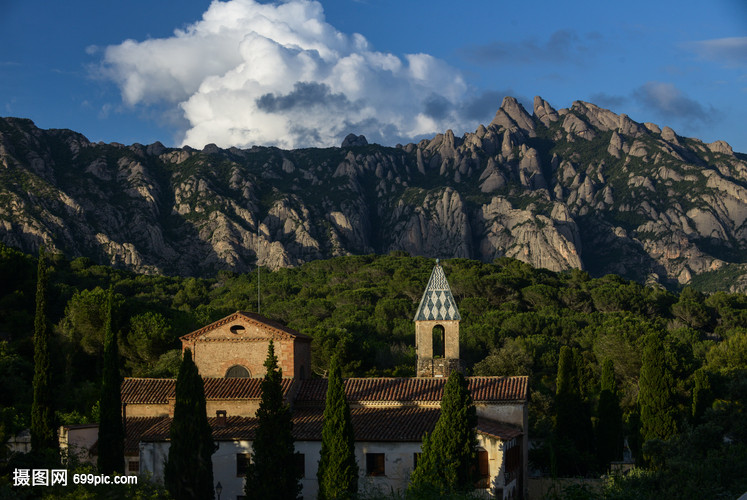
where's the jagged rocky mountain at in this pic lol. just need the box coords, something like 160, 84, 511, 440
2, 96, 747, 290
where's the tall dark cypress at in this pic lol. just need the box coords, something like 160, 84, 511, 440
317, 353, 358, 500
409, 370, 477, 494
638, 334, 678, 443
97, 286, 124, 474
596, 359, 623, 470
554, 345, 594, 475
245, 341, 301, 500
31, 247, 56, 452
164, 349, 215, 500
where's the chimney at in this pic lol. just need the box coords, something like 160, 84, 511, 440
216, 410, 227, 428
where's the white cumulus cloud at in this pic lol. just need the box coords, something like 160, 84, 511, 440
99, 0, 478, 149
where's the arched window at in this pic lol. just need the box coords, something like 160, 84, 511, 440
225, 365, 251, 378
432, 325, 445, 358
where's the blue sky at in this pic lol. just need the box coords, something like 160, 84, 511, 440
1, 0, 746, 151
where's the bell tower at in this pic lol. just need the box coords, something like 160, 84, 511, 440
414, 260, 461, 377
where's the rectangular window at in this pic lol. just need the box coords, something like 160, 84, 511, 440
236, 453, 251, 477
127, 460, 139, 474
295, 453, 305, 478
366, 453, 386, 476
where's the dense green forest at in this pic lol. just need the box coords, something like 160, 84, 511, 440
1, 242, 746, 498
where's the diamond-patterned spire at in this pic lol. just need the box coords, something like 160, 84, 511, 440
414, 262, 461, 321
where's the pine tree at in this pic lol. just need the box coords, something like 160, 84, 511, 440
245, 341, 301, 500
691, 368, 713, 423
164, 348, 215, 500
596, 359, 622, 471
97, 286, 124, 474
638, 334, 678, 442
31, 247, 56, 453
317, 353, 358, 500
409, 370, 477, 494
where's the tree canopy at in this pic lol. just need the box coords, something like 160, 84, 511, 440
317, 353, 358, 500
164, 349, 215, 500
245, 341, 301, 500
410, 370, 477, 494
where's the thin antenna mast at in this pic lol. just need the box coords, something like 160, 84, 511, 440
257, 224, 261, 315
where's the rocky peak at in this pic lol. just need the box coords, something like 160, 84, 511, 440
490, 97, 536, 137
341, 134, 368, 148
533, 96, 560, 126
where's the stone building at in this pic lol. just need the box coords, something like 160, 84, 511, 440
118, 261, 529, 499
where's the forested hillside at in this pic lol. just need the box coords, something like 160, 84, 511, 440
1, 243, 746, 497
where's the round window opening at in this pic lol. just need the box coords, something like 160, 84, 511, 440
225, 365, 250, 378
229, 324, 246, 335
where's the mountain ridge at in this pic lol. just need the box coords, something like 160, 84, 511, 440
2, 96, 746, 291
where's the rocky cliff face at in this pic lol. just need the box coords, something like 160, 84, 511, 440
2, 96, 747, 290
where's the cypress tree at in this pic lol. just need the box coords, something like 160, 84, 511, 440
31, 247, 56, 452
638, 334, 678, 442
97, 286, 124, 474
409, 370, 477, 494
246, 341, 301, 500
164, 349, 215, 500
317, 353, 357, 500
554, 345, 594, 475
596, 359, 623, 471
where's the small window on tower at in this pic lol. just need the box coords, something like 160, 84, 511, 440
432, 325, 445, 358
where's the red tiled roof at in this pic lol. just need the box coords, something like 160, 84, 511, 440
295, 376, 528, 404
476, 419, 523, 441
293, 407, 441, 442
139, 415, 259, 442
122, 378, 174, 404
121, 377, 295, 404
180, 311, 311, 342
137, 409, 520, 443
124, 416, 169, 454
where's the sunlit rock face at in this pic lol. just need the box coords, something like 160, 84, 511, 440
2, 96, 747, 290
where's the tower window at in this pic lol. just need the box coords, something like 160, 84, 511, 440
225, 365, 251, 378
432, 325, 445, 358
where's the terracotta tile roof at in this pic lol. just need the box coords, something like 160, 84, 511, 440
122, 378, 174, 404
121, 377, 295, 404
124, 416, 169, 454
295, 376, 528, 405
476, 419, 523, 441
293, 407, 441, 442
180, 310, 311, 342
136, 409, 520, 443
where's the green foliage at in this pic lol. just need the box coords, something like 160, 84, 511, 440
409, 371, 477, 495
164, 349, 214, 500
596, 359, 623, 471
245, 341, 301, 500
553, 346, 595, 475
638, 335, 678, 446
31, 248, 56, 454
317, 353, 358, 500
124, 311, 175, 374
97, 287, 124, 474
